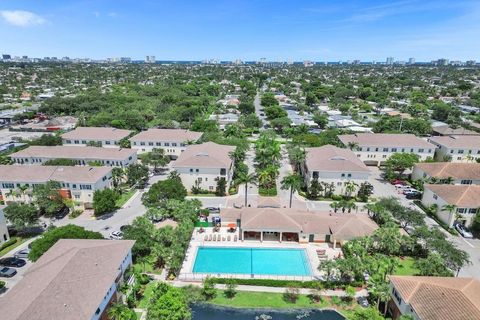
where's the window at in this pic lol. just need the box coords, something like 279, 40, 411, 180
209, 186, 214, 190
383, 148, 388, 152
74, 195, 80, 199
140, 142, 145, 146
461, 180, 472, 185
337, 182, 342, 186
418, 149, 424, 153
165, 143, 170, 146
375, 148, 379, 152
469, 208, 477, 214
410, 148, 414, 152
341, 173, 345, 177
312, 171, 319, 179
190, 168, 193, 173
458, 208, 466, 214
382, 155, 387, 158
105, 141, 111, 145
74, 140, 79, 144
458, 149, 464, 154
156, 142, 161, 146
172, 143, 177, 146
72, 184, 77, 189
195, 169, 199, 173
149, 142, 153, 146
80, 184, 92, 190
401, 148, 405, 152
220, 168, 226, 175
366, 147, 370, 151
347, 173, 352, 178
66, 140, 71, 144
2, 183, 14, 189
392, 288, 402, 305
197, 178, 202, 182
391, 148, 397, 152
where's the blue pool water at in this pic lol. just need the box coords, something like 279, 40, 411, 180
193, 247, 311, 276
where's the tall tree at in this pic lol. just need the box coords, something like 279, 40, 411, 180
235, 171, 257, 206
280, 173, 303, 208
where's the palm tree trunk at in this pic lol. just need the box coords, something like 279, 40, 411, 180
289, 188, 293, 208
244, 183, 248, 207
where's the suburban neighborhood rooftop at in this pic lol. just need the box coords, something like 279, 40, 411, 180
128, 128, 202, 142
305, 145, 370, 172
424, 184, 480, 207
0, 165, 112, 183
173, 141, 235, 168
339, 133, 435, 148
415, 162, 480, 180
428, 135, 480, 149
61, 127, 132, 140
10, 145, 136, 160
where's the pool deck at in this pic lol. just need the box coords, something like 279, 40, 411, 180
178, 227, 342, 282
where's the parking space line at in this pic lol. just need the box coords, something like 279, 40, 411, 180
461, 238, 475, 248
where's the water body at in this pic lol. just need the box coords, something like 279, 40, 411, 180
191, 304, 345, 320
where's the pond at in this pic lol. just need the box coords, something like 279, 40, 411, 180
191, 304, 346, 320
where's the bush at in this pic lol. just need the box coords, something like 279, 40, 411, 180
69, 210, 83, 219
211, 278, 363, 289
224, 279, 237, 299
202, 276, 217, 300
259, 187, 277, 196
331, 194, 343, 201
0, 280, 5, 290
0, 238, 17, 251
283, 283, 300, 303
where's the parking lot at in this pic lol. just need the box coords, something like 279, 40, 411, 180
0, 238, 36, 296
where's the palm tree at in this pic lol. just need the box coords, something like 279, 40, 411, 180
18, 184, 29, 202
107, 303, 134, 320
347, 141, 359, 151
317, 259, 336, 280
258, 169, 273, 189
344, 181, 358, 199
330, 201, 341, 213
442, 204, 457, 226
281, 173, 303, 208
368, 278, 391, 315
235, 172, 257, 206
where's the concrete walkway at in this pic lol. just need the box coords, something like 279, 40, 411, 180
168, 280, 368, 298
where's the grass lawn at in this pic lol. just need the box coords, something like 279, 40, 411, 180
116, 190, 136, 208
137, 282, 157, 309
394, 257, 419, 276
258, 187, 278, 196
211, 291, 322, 308
0, 237, 30, 257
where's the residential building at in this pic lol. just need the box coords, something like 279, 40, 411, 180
145, 55, 155, 63
0, 239, 135, 320
0, 206, 10, 245
339, 133, 436, 166
129, 128, 202, 157
173, 142, 235, 192
428, 135, 480, 162
208, 113, 239, 128
220, 208, 378, 247
388, 276, 480, 320
431, 124, 479, 136
0, 165, 113, 209
412, 163, 480, 185
302, 145, 371, 195
10, 146, 137, 167
61, 127, 132, 148
422, 184, 480, 227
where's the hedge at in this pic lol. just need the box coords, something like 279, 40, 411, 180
0, 238, 17, 251
211, 278, 364, 289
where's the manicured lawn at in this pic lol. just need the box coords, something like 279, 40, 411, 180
211, 291, 321, 308
394, 257, 419, 276
132, 255, 162, 275
259, 187, 277, 196
0, 237, 30, 257
137, 282, 156, 309
116, 190, 136, 207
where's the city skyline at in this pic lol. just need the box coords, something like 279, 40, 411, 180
1, 0, 480, 61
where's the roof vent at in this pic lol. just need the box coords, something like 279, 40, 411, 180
330, 156, 346, 161
196, 152, 209, 157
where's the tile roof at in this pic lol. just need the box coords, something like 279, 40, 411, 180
11, 146, 136, 161
339, 133, 435, 148
173, 142, 235, 169
389, 276, 480, 320
221, 208, 378, 240
415, 162, 480, 180
0, 239, 135, 320
129, 129, 202, 142
0, 165, 112, 184
61, 127, 132, 141
305, 145, 370, 173
428, 135, 480, 149
424, 184, 480, 207
432, 125, 479, 136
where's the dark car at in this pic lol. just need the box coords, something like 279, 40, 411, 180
405, 191, 422, 199
0, 257, 27, 268
0, 266, 17, 278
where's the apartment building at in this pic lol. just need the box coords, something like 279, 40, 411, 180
0, 239, 135, 320
0, 165, 113, 209
339, 133, 436, 166
173, 142, 235, 192
422, 184, 480, 227
412, 162, 480, 185
129, 128, 202, 158
428, 135, 480, 163
10, 146, 137, 167
302, 145, 371, 194
0, 206, 10, 245
388, 276, 480, 320
62, 127, 132, 148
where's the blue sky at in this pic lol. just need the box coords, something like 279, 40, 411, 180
1, 0, 479, 61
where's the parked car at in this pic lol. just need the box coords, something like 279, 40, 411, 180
119, 225, 129, 232
402, 187, 419, 194
109, 231, 124, 240
14, 248, 30, 259
357, 296, 370, 308
205, 207, 220, 214
0, 267, 17, 277
149, 215, 164, 223
455, 223, 474, 239
405, 191, 422, 199
54, 206, 69, 220
0, 257, 26, 268
391, 179, 406, 185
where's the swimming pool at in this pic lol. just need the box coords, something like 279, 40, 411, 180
192, 247, 312, 276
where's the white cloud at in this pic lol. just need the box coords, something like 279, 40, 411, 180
0, 10, 46, 27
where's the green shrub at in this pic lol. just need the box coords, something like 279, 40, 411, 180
0, 238, 17, 251
331, 194, 343, 201
211, 278, 363, 289
68, 210, 83, 219
0, 280, 5, 289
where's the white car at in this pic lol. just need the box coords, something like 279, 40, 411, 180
455, 224, 473, 239
109, 231, 124, 240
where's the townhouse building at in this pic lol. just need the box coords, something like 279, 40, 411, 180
421, 184, 480, 227
302, 145, 371, 195
388, 276, 480, 320
0, 165, 113, 209
339, 133, 436, 166
0, 239, 135, 320
62, 127, 132, 148
172, 142, 235, 192
412, 162, 480, 185
129, 128, 202, 158
10, 146, 137, 167
428, 135, 480, 163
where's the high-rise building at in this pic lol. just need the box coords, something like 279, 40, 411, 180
2, 54, 11, 61
145, 55, 156, 63
437, 58, 449, 66
408, 58, 415, 65
386, 57, 394, 65
120, 57, 131, 63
